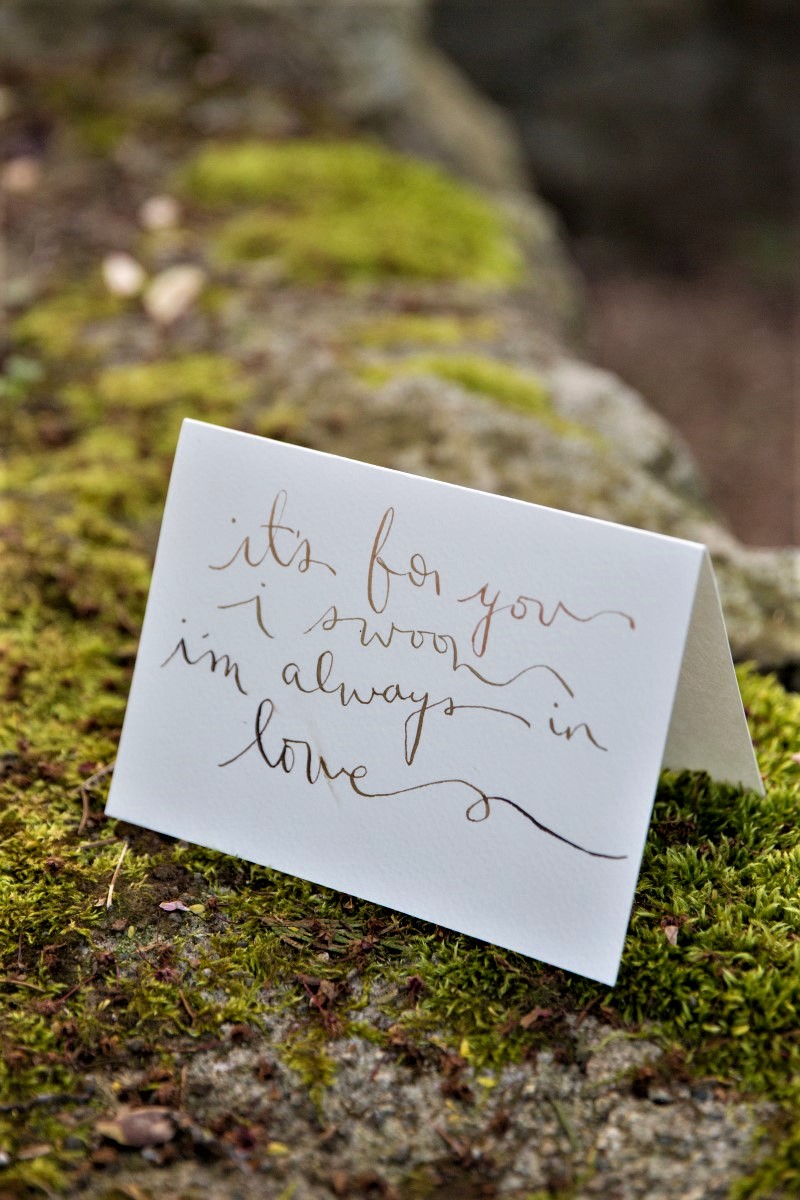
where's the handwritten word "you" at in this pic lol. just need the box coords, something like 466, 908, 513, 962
458, 584, 636, 657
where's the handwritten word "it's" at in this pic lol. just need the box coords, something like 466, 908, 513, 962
209, 490, 336, 578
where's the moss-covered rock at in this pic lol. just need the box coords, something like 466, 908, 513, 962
357, 351, 594, 440
1, 17, 798, 1197
180, 140, 523, 283
11, 286, 127, 361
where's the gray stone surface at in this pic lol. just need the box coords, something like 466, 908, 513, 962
77, 1011, 772, 1198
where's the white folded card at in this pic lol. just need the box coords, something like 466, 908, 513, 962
107, 419, 762, 985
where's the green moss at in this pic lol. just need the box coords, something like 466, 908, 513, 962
74, 111, 130, 155
2, 560, 799, 1195
251, 401, 309, 442
0, 355, 45, 403
43, 75, 125, 155
61, 353, 253, 457
12, 285, 126, 360
350, 313, 498, 349
281, 1030, 337, 1109
0, 356, 52, 453
358, 352, 594, 441
180, 140, 522, 284
91, 353, 248, 413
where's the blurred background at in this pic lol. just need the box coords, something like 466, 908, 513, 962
2, 0, 797, 549
432, 0, 798, 547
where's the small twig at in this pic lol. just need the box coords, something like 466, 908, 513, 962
575, 994, 601, 1029
54, 973, 97, 1007
83, 760, 117, 789
77, 760, 116, 834
0, 1091, 94, 1115
179, 989, 196, 1022
78, 785, 90, 835
105, 840, 128, 909
0, 977, 50, 993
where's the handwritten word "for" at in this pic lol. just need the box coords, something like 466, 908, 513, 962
367, 507, 441, 615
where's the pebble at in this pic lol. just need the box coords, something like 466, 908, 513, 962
102, 252, 146, 297
1, 156, 41, 195
143, 264, 206, 325
139, 194, 181, 231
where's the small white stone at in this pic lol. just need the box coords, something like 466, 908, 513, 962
1, 156, 41, 195
102, 252, 146, 297
143, 264, 206, 325
139, 194, 181, 231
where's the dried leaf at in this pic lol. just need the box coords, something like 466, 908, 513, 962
159, 899, 190, 912
519, 1006, 553, 1029
405, 974, 425, 1004
1, 156, 41, 195
95, 1106, 175, 1148
16, 1143, 52, 1161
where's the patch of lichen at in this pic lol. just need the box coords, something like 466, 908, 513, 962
179, 140, 523, 284
358, 352, 595, 441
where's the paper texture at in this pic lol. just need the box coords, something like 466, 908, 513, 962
106, 420, 761, 985
662, 552, 764, 793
